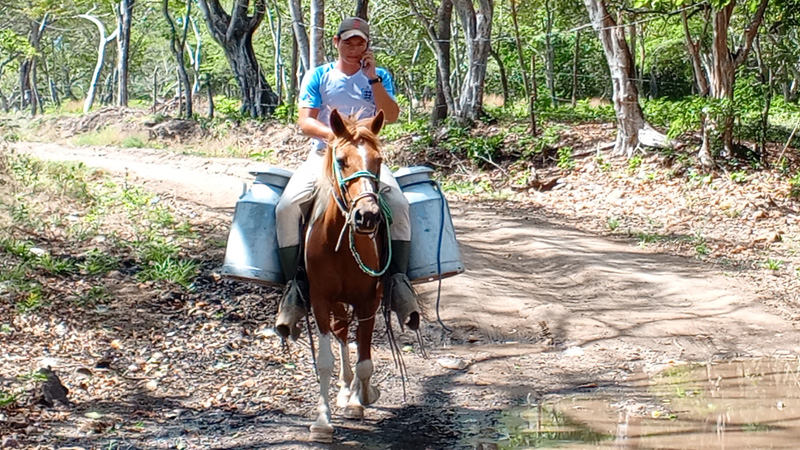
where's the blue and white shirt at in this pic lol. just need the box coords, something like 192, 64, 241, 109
298, 62, 396, 152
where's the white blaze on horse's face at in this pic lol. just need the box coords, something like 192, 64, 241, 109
344, 141, 382, 234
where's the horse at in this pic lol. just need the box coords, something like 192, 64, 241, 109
303, 108, 390, 443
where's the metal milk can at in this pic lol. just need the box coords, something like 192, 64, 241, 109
394, 166, 465, 283
221, 167, 293, 286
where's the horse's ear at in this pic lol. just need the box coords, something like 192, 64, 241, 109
330, 109, 350, 139
370, 110, 385, 135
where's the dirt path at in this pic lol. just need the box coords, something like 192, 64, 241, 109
11, 141, 800, 448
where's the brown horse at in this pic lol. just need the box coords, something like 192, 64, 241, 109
304, 109, 389, 443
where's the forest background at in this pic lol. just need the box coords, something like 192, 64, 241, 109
2, 0, 800, 179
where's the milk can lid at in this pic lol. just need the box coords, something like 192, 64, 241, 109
393, 166, 433, 188
249, 167, 294, 188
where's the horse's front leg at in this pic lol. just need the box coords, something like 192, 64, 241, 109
344, 312, 381, 419
310, 332, 335, 443
331, 306, 353, 408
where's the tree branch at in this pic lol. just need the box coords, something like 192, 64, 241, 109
734, 0, 769, 67
226, 0, 248, 41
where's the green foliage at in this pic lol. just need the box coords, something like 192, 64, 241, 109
538, 100, 616, 123
137, 257, 199, 288
213, 96, 244, 119
763, 258, 784, 270
557, 146, 575, 170
790, 172, 800, 199
644, 97, 707, 139
606, 216, 620, 231
627, 154, 643, 173
34, 253, 77, 276
78, 249, 120, 275
729, 171, 748, 183
0, 390, 17, 408
16, 287, 45, 313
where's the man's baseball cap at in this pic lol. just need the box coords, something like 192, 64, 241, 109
337, 17, 370, 41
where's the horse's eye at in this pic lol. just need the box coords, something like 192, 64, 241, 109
336, 157, 347, 169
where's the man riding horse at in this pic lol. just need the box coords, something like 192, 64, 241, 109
275, 17, 420, 339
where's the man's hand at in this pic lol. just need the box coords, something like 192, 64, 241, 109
360, 50, 377, 80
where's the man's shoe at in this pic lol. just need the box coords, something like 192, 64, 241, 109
275, 279, 308, 341
387, 273, 420, 331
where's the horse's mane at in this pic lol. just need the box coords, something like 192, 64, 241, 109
309, 114, 382, 226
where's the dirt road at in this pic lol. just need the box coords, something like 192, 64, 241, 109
11, 141, 800, 449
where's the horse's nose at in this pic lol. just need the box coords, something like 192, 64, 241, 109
353, 202, 381, 233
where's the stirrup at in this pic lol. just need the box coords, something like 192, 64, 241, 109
387, 273, 421, 331
275, 280, 308, 341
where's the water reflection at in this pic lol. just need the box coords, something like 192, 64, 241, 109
491, 358, 800, 449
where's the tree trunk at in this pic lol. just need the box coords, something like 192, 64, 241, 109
289, 34, 299, 110
22, 15, 48, 116
116, 0, 134, 107
163, 0, 193, 118
699, 0, 768, 167
452, 0, 493, 122
207, 77, 215, 118
571, 30, 580, 107
584, 0, 648, 157
490, 48, 508, 106
80, 14, 118, 113
355, 0, 368, 20
197, 0, 278, 117
189, 18, 203, 94
754, 36, 771, 161
409, 0, 454, 126
288, 0, 310, 72
510, 0, 535, 133
266, 4, 284, 103
309, 0, 325, 69
681, 9, 708, 96
544, 0, 557, 106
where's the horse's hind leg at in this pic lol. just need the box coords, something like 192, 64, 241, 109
344, 315, 380, 419
310, 327, 335, 443
332, 304, 353, 408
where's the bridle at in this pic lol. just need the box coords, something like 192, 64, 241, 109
330, 143, 392, 277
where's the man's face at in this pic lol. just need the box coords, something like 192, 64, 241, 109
336, 35, 368, 66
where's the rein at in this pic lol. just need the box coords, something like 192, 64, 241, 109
330, 148, 392, 277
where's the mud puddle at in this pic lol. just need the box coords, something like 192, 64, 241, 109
478, 358, 800, 449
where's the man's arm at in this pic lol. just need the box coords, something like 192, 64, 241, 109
361, 50, 400, 123
297, 107, 333, 141
371, 82, 399, 124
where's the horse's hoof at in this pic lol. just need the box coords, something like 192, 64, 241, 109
364, 386, 380, 406
309, 424, 334, 443
336, 389, 351, 408
344, 404, 364, 419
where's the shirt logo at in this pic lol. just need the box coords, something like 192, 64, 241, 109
361, 87, 373, 101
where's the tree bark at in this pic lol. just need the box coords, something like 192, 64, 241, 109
571, 29, 580, 107
584, 0, 656, 157
510, 0, 535, 133
266, 3, 284, 103
699, 0, 768, 167
80, 14, 118, 113
309, 0, 325, 69
163, 0, 193, 118
355, 0, 368, 20
544, 0, 556, 106
681, 8, 708, 96
409, 0, 454, 126
20, 14, 49, 115
116, 0, 134, 107
490, 48, 508, 105
287, 0, 310, 72
452, 0, 493, 122
197, 0, 279, 117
